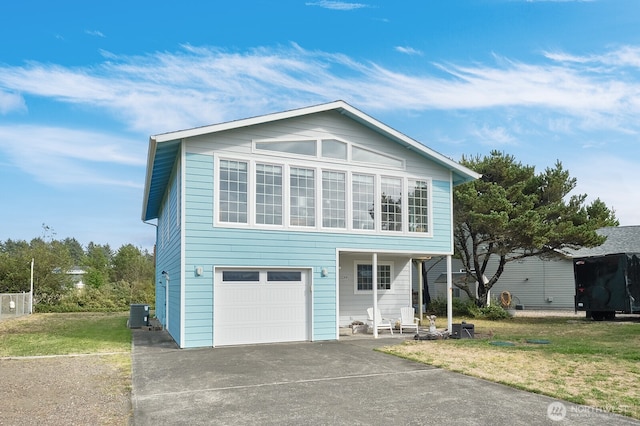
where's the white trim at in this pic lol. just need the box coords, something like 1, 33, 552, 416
179, 143, 186, 349
353, 260, 394, 294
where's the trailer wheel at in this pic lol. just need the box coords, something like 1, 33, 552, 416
591, 311, 605, 321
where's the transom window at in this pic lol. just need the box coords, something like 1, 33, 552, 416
356, 263, 392, 292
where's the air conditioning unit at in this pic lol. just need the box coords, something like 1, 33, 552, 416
129, 304, 150, 328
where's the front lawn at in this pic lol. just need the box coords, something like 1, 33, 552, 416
382, 315, 640, 419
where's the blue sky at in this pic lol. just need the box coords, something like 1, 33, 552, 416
1, 0, 639, 250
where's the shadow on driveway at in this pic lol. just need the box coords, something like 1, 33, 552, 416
132, 330, 639, 426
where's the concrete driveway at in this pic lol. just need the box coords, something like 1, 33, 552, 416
132, 330, 639, 426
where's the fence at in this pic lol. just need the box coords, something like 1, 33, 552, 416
0, 292, 32, 320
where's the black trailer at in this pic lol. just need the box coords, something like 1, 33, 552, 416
574, 253, 640, 320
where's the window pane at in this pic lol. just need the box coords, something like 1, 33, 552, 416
256, 164, 283, 225
357, 264, 372, 291
321, 139, 347, 160
357, 264, 391, 291
222, 271, 260, 281
352, 174, 375, 230
408, 179, 429, 233
322, 171, 346, 228
380, 177, 402, 231
290, 167, 315, 227
353, 146, 403, 168
219, 160, 248, 223
256, 140, 316, 156
267, 271, 302, 281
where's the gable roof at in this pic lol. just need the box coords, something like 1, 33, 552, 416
142, 100, 481, 221
566, 226, 640, 258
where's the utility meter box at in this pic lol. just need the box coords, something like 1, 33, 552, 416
129, 304, 150, 328
451, 323, 474, 339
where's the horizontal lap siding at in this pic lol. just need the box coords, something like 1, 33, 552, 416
156, 157, 182, 345
179, 110, 457, 347
183, 153, 214, 348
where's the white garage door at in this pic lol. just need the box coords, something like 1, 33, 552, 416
214, 269, 310, 346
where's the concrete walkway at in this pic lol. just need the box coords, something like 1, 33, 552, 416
132, 330, 639, 426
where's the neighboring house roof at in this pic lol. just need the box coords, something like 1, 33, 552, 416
566, 226, 640, 258
141, 100, 481, 221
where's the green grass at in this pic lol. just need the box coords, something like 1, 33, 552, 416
0, 312, 132, 356
383, 315, 640, 419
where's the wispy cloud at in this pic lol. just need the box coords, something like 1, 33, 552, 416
1, 43, 639, 188
85, 29, 106, 38
395, 46, 423, 56
0, 125, 144, 187
305, 1, 369, 11
0, 44, 638, 135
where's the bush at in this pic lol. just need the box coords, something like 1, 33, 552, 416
35, 279, 155, 313
468, 304, 511, 320
427, 298, 476, 316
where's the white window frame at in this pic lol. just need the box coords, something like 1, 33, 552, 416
354, 261, 394, 294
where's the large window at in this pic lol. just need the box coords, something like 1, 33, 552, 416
256, 164, 283, 225
219, 160, 248, 223
290, 167, 315, 227
356, 263, 392, 291
322, 171, 346, 228
352, 173, 375, 230
380, 177, 402, 231
408, 179, 429, 233
216, 156, 432, 235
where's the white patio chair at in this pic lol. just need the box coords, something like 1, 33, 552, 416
399, 306, 420, 334
367, 307, 394, 335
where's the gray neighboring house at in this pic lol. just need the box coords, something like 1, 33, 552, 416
420, 226, 640, 311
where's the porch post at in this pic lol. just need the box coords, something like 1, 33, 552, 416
417, 259, 423, 324
446, 255, 453, 332
372, 252, 378, 338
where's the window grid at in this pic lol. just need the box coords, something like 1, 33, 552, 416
219, 160, 248, 223
380, 177, 402, 231
408, 179, 429, 233
256, 164, 283, 225
290, 167, 315, 227
322, 171, 346, 228
352, 173, 375, 230
356, 264, 391, 291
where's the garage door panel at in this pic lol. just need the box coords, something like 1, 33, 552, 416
214, 270, 309, 346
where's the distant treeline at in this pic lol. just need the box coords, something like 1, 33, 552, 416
0, 233, 154, 312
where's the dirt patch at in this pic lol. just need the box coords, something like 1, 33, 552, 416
0, 354, 131, 425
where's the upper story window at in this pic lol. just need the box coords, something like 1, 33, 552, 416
408, 179, 429, 233
256, 164, 283, 225
216, 152, 431, 236
219, 160, 248, 223
254, 137, 403, 170
255, 140, 316, 156
322, 171, 346, 229
321, 139, 347, 160
380, 177, 402, 232
290, 167, 315, 227
352, 173, 375, 230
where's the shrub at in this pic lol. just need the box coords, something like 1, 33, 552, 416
468, 304, 511, 320
427, 298, 475, 316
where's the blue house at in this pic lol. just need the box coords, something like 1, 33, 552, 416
141, 101, 479, 348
